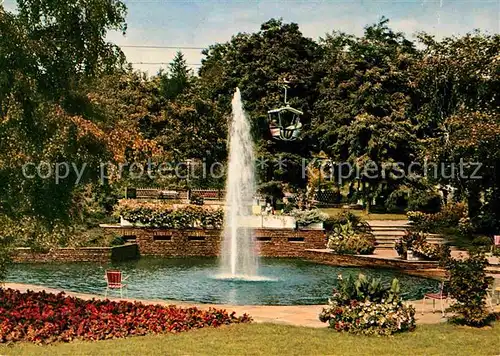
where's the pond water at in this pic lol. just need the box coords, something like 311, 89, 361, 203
7, 257, 439, 305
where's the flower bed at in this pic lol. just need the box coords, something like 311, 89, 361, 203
395, 231, 450, 261
326, 216, 376, 255
113, 200, 224, 229
0, 289, 251, 344
319, 274, 415, 336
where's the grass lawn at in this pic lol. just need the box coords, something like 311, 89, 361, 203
1, 323, 498, 356
320, 208, 408, 221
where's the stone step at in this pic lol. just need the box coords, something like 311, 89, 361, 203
372, 231, 407, 237
370, 226, 410, 231
367, 220, 409, 227
373, 235, 445, 241
374, 235, 406, 240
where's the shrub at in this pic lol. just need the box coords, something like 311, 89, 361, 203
290, 209, 328, 227
386, 187, 442, 214
442, 251, 494, 327
327, 222, 376, 255
109, 236, 125, 246
395, 231, 450, 261
407, 202, 467, 232
0, 237, 11, 284
458, 217, 473, 237
471, 235, 492, 247
324, 210, 370, 233
0, 289, 251, 344
319, 274, 416, 335
407, 189, 442, 214
493, 246, 500, 257
114, 200, 224, 229
189, 194, 204, 206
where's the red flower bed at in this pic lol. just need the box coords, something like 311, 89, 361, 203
0, 288, 251, 344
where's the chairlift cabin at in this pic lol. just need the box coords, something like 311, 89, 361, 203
268, 85, 303, 141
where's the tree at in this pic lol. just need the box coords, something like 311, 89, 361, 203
0, 0, 132, 243
159, 51, 192, 100
199, 18, 323, 189
413, 32, 500, 231
312, 19, 419, 212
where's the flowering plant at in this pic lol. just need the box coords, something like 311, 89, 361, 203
113, 200, 223, 229
327, 221, 376, 255
0, 289, 251, 344
319, 274, 415, 335
395, 231, 450, 261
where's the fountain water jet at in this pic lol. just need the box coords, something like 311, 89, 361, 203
219, 88, 259, 279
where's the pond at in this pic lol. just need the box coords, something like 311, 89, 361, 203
7, 257, 439, 305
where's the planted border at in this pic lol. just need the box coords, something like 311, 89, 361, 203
114, 200, 224, 229
0, 289, 251, 344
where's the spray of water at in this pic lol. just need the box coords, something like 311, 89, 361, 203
219, 88, 259, 278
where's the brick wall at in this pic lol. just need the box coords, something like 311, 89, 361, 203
12, 244, 139, 263
255, 229, 326, 257
302, 250, 444, 278
106, 227, 326, 258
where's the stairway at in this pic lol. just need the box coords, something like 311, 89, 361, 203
367, 220, 446, 249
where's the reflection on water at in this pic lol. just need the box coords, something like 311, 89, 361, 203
7, 257, 439, 305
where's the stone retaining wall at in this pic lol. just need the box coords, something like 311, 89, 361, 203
12, 244, 139, 263
108, 227, 326, 257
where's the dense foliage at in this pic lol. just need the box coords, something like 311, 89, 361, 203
395, 231, 450, 261
327, 221, 376, 255
114, 200, 224, 229
0, 289, 251, 344
289, 209, 328, 227
324, 211, 371, 233
319, 274, 415, 335
325, 212, 375, 254
0, 237, 10, 283
442, 252, 494, 327
407, 203, 467, 232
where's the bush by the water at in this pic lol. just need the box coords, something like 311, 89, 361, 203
442, 251, 494, 327
327, 221, 376, 255
114, 200, 224, 229
0, 289, 251, 344
395, 231, 450, 261
319, 274, 416, 335
325, 212, 375, 255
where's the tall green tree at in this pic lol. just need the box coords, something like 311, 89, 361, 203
312, 19, 419, 211
0, 0, 130, 243
413, 32, 500, 231
199, 18, 323, 189
159, 51, 192, 100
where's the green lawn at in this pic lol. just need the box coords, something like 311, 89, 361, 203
320, 208, 408, 221
1, 323, 498, 356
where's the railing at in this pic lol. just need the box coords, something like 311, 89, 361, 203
126, 188, 223, 201
314, 190, 341, 204
191, 189, 225, 200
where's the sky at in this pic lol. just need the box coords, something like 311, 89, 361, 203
3, 0, 500, 74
